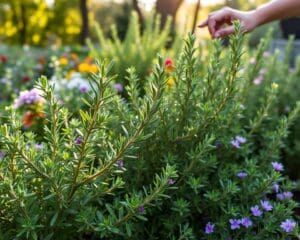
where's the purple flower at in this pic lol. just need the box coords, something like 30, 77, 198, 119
117, 159, 123, 168
34, 143, 43, 150
280, 219, 296, 233
230, 139, 241, 148
229, 219, 241, 230
205, 222, 215, 234
168, 178, 175, 185
272, 183, 280, 193
271, 162, 284, 172
231, 135, 247, 148
138, 205, 145, 213
114, 83, 123, 93
226, 237, 233, 240
241, 217, 252, 228
14, 88, 45, 108
0, 151, 5, 159
277, 193, 285, 201
251, 205, 263, 217
79, 85, 88, 93
75, 137, 83, 145
235, 136, 247, 144
237, 172, 248, 179
261, 200, 273, 211
284, 191, 293, 199
0, 78, 6, 84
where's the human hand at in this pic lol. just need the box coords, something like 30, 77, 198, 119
198, 7, 257, 38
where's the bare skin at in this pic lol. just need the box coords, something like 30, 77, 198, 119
198, 0, 300, 38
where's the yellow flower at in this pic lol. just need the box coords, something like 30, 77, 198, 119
59, 57, 68, 65
78, 63, 90, 73
167, 77, 175, 89
89, 64, 98, 73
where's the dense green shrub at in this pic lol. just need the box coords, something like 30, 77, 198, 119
0, 23, 299, 239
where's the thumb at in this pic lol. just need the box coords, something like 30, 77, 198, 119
214, 25, 235, 38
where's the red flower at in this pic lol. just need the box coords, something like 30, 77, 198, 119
165, 58, 173, 66
164, 57, 174, 73
0, 55, 7, 64
22, 76, 31, 83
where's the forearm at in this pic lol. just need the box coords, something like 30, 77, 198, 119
254, 0, 300, 27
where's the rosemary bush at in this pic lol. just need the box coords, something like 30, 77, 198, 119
0, 23, 299, 239
242, 33, 300, 180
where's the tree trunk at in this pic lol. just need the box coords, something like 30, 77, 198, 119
156, 0, 183, 28
191, 0, 201, 34
132, 0, 144, 26
80, 0, 89, 45
20, 2, 27, 45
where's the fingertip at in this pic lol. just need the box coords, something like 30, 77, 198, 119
198, 19, 208, 28
214, 32, 220, 38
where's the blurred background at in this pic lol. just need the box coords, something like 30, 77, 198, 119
0, 0, 277, 47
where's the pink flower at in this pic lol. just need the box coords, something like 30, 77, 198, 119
253, 75, 264, 85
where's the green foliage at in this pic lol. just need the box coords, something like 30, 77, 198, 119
87, 12, 176, 86
0, 22, 299, 239
244, 34, 300, 180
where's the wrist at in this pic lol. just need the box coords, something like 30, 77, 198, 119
252, 4, 274, 28
249, 9, 262, 29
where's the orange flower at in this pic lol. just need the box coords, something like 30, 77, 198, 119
84, 56, 93, 64
38, 57, 46, 65
22, 111, 45, 128
70, 53, 78, 60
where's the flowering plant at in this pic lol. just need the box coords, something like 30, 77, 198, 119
0, 22, 299, 239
